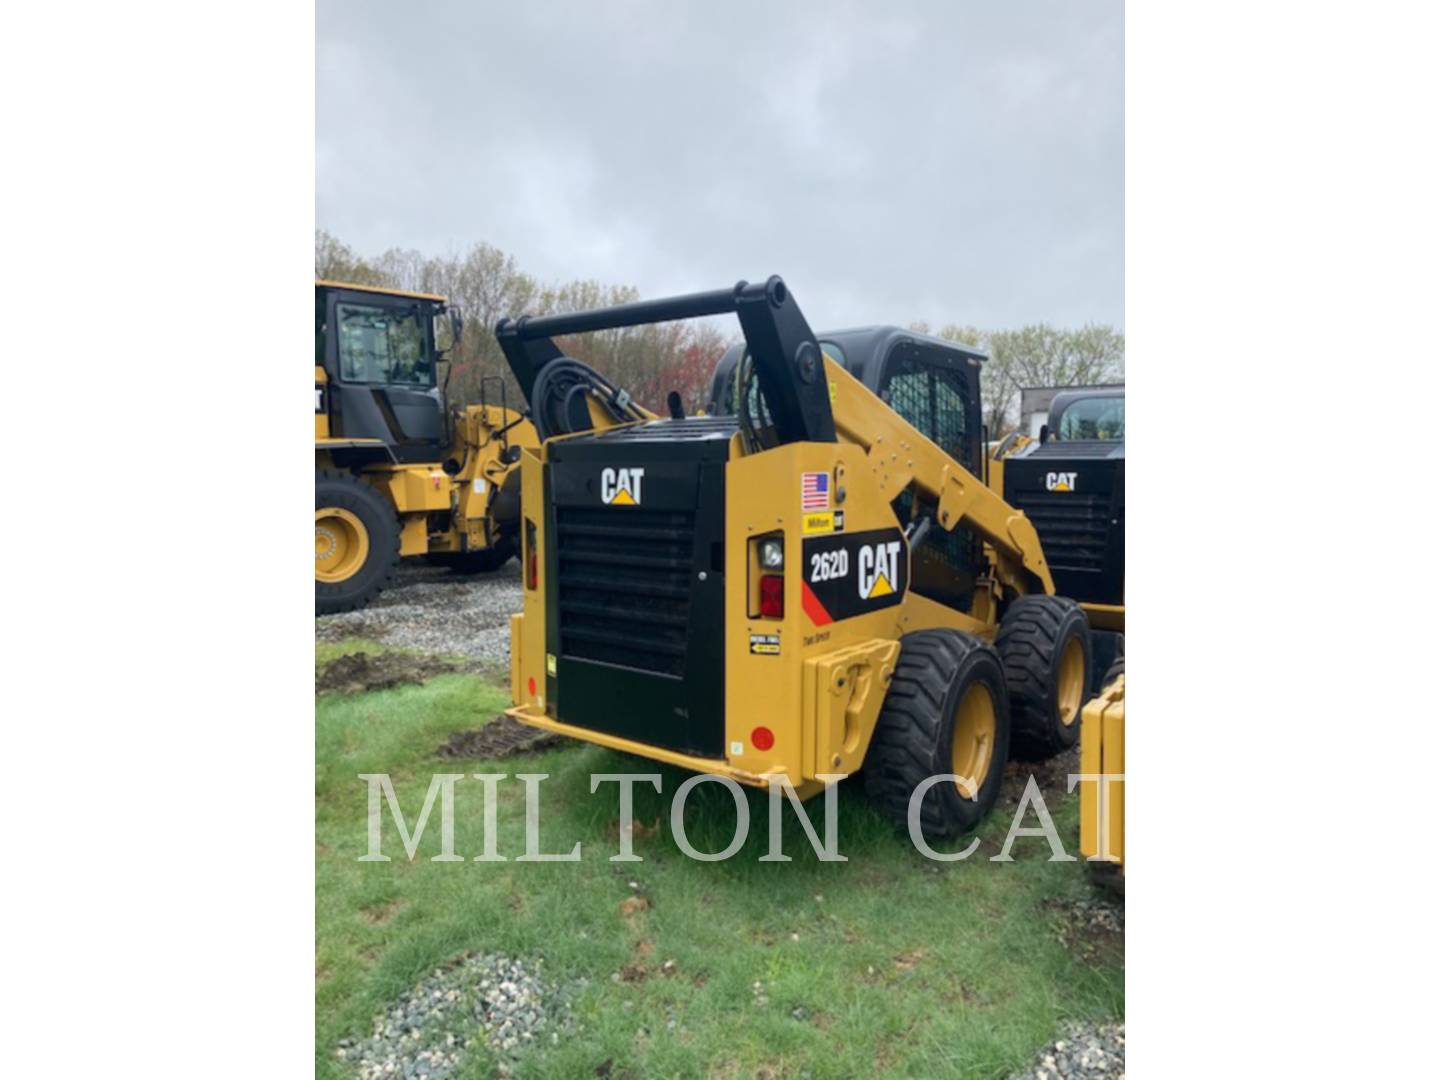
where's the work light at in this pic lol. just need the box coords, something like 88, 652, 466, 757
759, 538, 784, 569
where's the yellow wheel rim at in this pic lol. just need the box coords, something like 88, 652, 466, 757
951, 682, 997, 799
1057, 637, 1085, 726
315, 507, 368, 583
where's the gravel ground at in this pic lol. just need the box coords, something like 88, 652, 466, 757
334, 953, 577, 1078
1008, 1020, 1125, 1079
317, 561, 522, 665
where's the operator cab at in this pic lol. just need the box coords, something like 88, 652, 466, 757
1043, 387, 1125, 444
710, 326, 989, 613
709, 326, 986, 473
315, 281, 460, 463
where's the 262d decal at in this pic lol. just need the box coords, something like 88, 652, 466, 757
800, 527, 908, 625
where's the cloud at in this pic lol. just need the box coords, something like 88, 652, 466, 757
317, 0, 1122, 331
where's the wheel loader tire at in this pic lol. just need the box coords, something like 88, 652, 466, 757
864, 629, 1012, 844
1102, 656, 1125, 688
315, 470, 400, 615
996, 595, 1093, 760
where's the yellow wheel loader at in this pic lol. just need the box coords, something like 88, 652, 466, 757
496, 277, 1093, 839
315, 281, 538, 614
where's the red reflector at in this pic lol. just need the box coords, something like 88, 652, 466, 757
751, 726, 775, 751
759, 574, 784, 617
526, 548, 538, 590
527, 676, 536, 698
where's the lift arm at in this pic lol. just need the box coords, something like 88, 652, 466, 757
826, 356, 1055, 595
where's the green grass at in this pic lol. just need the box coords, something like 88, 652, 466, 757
316, 675, 1123, 1079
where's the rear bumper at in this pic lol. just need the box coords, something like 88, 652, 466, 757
505, 702, 791, 791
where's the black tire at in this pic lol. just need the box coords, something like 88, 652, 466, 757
865, 629, 1012, 843
315, 470, 401, 615
996, 595, 1093, 760
430, 537, 516, 574
1102, 656, 1125, 688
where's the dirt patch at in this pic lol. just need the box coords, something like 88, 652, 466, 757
1003, 744, 1081, 807
435, 715, 567, 760
619, 895, 650, 920
360, 898, 405, 925
893, 948, 927, 972
1042, 895, 1125, 965
317, 651, 462, 695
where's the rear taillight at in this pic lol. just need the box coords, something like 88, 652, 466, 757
525, 519, 538, 589
759, 574, 784, 618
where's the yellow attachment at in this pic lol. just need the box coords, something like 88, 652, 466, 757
1079, 674, 1125, 867
1057, 637, 1086, 727
315, 507, 368, 583
951, 681, 997, 797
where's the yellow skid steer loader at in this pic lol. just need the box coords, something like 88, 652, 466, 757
497, 277, 1092, 838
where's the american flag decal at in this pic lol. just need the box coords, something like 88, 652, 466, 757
801, 471, 829, 511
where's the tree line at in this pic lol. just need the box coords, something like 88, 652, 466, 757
317, 230, 1123, 434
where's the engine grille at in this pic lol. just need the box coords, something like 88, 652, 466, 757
1012, 492, 1111, 573
555, 506, 695, 678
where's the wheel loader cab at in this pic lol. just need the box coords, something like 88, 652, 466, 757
314, 281, 449, 462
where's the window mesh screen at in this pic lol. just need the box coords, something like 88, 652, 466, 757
882, 348, 979, 611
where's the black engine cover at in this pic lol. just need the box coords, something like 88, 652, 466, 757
543, 418, 735, 757
1003, 441, 1124, 606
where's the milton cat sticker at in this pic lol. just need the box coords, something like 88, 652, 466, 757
800, 527, 908, 626
600, 467, 645, 505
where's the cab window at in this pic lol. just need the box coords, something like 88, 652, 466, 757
337, 303, 431, 386
1057, 396, 1124, 440
881, 347, 972, 466
881, 344, 980, 611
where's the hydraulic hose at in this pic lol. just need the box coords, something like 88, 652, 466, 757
529, 357, 646, 441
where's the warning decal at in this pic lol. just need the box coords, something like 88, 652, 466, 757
749, 633, 781, 655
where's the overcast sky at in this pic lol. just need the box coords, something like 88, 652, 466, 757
317, 1, 1122, 332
